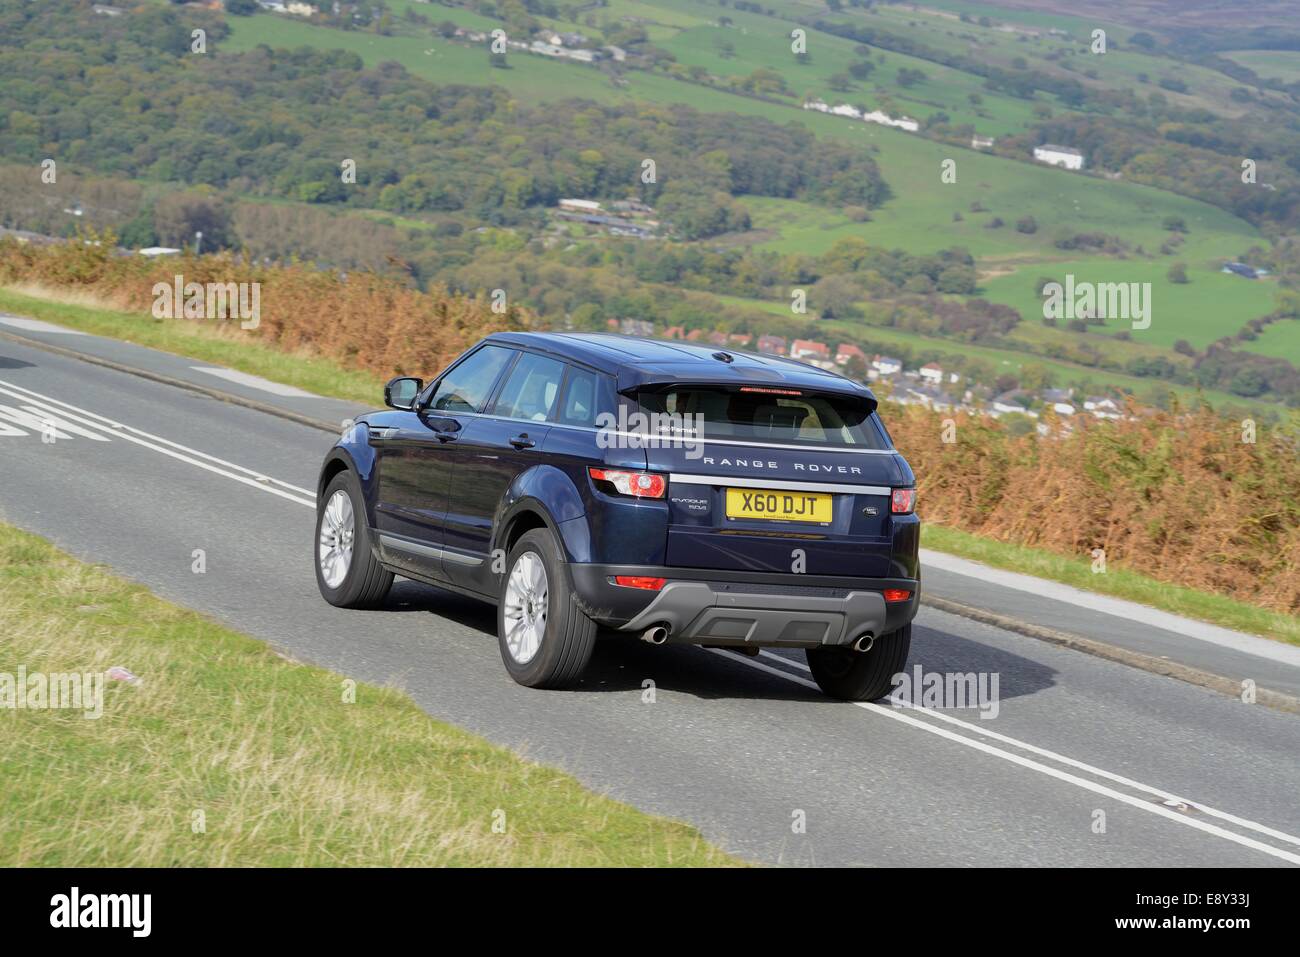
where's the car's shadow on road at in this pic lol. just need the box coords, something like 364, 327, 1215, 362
0, 355, 36, 370
382, 579, 1058, 705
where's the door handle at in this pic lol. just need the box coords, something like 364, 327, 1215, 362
435, 429, 459, 443
371, 427, 398, 441
509, 433, 535, 450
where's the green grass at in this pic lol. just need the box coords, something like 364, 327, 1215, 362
922, 524, 1299, 646
0, 287, 385, 405
713, 292, 1273, 412
1222, 49, 1300, 83
0, 522, 740, 866
980, 259, 1279, 351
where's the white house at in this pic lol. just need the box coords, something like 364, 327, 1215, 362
1051, 401, 1077, 416
971, 135, 995, 150
286, 1, 315, 16
919, 362, 944, 384
1033, 144, 1084, 170
1083, 396, 1121, 419
559, 198, 602, 213
138, 247, 181, 257
802, 99, 831, 113
830, 104, 863, 119
871, 355, 903, 376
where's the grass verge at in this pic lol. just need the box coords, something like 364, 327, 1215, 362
0, 286, 383, 405
922, 524, 1299, 647
1, 288, 1289, 645
0, 523, 739, 866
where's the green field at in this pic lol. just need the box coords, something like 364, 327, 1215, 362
219, 4, 1285, 407
1223, 49, 1300, 83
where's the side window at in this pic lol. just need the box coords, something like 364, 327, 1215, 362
558, 367, 607, 427
491, 352, 566, 422
428, 345, 512, 414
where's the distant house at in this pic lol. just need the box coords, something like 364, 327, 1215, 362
790, 339, 830, 360
919, 362, 944, 384
756, 335, 787, 356
707, 330, 729, 346
835, 343, 865, 366
971, 135, 995, 150
992, 390, 1033, 415
1050, 401, 1077, 416
92, 3, 124, 14
663, 326, 685, 340
1083, 396, 1122, 418
619, 318, 655, 338
802, 99, 831, 113
531, 41, 566, 57
1042, 387, 1074, 405
728, 333, 753, 347
871, 355, 903, 376
603, 45, 627, 62
285, 1, 315, 15
829, 104, 863, 119
559, 198, 602, 213
1033, 144, 1085, 170
685, 329, 705, 342
1222, 262, 1260, 279
138, 247, 181, 257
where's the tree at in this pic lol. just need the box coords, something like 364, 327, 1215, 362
848, 59, 874, 80
1016, 215, 1038, 234
896, 67, 927, 88
225, 0, 259, 14
1167, 262, 1189, 284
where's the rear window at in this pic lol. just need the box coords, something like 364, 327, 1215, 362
636, 387, 889, 449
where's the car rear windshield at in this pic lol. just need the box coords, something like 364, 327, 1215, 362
635, 386, 890, 449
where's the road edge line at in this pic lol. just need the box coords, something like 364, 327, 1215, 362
0, 328, 341, 434
921, 593, 1300, 715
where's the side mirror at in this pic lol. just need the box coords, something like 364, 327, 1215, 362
384, 376, 423, 410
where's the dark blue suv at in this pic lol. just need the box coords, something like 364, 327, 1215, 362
314, 333, 919, 700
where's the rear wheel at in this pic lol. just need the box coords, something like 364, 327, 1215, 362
806, 625, 911, 701
497, 528, 597, 688
315, 471, 393, 608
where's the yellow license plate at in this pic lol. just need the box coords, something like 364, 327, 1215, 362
725, 487, 832, 523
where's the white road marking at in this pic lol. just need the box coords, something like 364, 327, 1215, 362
0, 380, 316, 508
4, 374, 1296, 866
714, 649, 1300, 865
756, 649, 1300, 849
0, 315, 86, 334
921, 547, 1300, 666
0, 404, 112, 441
190, 367, 319, 398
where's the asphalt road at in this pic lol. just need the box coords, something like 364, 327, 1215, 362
1, 333, 1297, 866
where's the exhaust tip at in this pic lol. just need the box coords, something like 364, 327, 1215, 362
642, 625, 669, 645
851, 633, 875, 653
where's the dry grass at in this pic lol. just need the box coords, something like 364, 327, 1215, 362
0, 524, 739, 867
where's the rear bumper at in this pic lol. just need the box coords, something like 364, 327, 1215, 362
569, 564, 919, 648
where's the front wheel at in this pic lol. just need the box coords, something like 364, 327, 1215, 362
497, 528, 597, 688
806, 625, 911, 701
315, 471, 393, 609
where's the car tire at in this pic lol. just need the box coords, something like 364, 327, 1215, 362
315, 471, 393, 609
806, 625, 911, 701
497, 528, 597, 688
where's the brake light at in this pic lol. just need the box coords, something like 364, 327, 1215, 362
740, 386, 803, 396
884, 589, 912, 603
891, 488, 916, 514
613, 576, 666, 590
588, 467, 667, 499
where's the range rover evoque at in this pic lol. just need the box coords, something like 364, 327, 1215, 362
314, 333, 920, 700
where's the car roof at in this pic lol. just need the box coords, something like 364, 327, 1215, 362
484, 332, 875, 403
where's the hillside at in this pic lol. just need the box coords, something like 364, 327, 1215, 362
1, 0, 1298, 413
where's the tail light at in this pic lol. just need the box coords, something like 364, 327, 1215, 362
588, 467, 666, 499
891, 488, 916, 514
884, 589, 912, 603
613, 576, 666, 590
